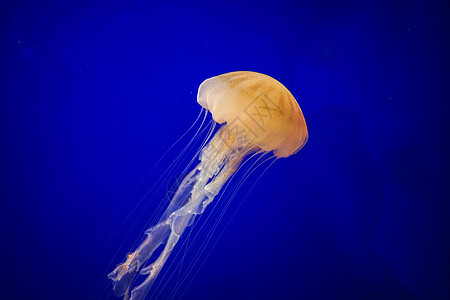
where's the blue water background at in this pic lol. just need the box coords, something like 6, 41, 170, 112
1, 1, 448, 299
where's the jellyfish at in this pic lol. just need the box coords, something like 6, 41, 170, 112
108, 71, 308, 299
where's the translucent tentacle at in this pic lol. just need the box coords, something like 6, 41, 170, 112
109, 125, 254, 300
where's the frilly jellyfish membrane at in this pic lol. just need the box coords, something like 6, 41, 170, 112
108, 71, 308, 299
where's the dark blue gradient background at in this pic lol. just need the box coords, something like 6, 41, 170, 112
1, 1, 448, 299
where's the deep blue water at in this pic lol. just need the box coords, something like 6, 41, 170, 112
1, 1, 448, 299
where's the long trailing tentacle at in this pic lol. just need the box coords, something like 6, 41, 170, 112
108, 125, 255, 300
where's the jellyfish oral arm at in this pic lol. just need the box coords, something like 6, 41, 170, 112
108, 126, 253, 300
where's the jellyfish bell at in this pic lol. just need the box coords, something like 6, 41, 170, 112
108, 71, 308, 300
197, 71, 308, 158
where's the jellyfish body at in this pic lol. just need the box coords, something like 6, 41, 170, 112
108, 71, 308, 299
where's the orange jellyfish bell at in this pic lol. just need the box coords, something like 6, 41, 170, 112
197, 71, 308, 157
